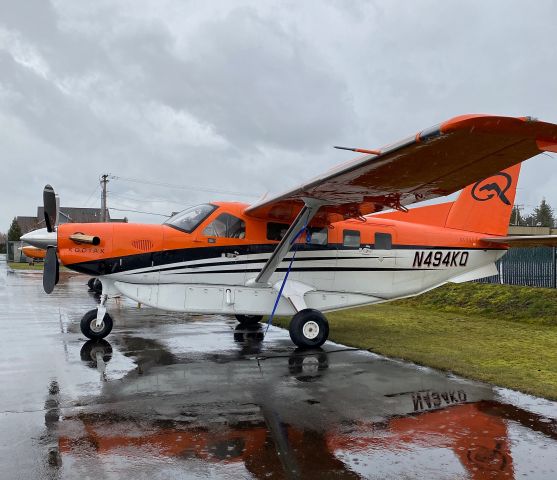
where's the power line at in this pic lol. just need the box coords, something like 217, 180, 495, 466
109, 207, 171, 217
83, 184, 100, 207
108, 191, 189, 206
109, 174, 259, 198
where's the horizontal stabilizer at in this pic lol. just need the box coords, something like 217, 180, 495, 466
449, 263, 499, 283
482, 235, 557, 247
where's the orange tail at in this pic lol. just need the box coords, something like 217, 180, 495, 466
445, 163, 521, 235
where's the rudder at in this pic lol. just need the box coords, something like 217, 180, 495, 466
445, 163, 521, 235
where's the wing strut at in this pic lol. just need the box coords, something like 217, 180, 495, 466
252, 199, 323, 286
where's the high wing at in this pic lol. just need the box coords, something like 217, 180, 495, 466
245, 114, 557, 223
482, 235, 557, 248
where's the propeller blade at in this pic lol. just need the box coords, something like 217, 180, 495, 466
55, 194, 60, 228
43, 246, 59, 294
43, 184, 57, 233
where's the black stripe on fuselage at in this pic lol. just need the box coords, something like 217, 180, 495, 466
172, 266, 436, 274
150, 255, 374, 275
65, 242, 502, 276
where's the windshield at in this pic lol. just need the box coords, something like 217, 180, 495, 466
165, 204, 217, 233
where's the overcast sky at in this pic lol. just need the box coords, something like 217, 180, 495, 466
1, 0, 557, 229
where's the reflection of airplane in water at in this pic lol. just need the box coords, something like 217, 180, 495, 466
55, 328, 557, 479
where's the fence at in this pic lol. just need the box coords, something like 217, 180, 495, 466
476, 247, 557, 288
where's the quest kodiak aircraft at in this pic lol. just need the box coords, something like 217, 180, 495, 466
22, 114, 557, 348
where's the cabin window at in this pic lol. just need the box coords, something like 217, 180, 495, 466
165, 204, 217, 233
267, 222, 289, 241
307, 227, 328, 246
375, 232, 392, 250
203, 213, 246, 239
343, 229, 360, 248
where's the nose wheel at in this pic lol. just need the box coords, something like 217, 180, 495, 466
80, 309, 113, 339
288, 309, 329, 349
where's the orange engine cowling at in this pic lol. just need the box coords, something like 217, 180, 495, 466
57, 223, 166, 276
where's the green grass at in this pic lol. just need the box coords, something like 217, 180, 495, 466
8, 262, 45, 270
274, 282, 557, 400
8, 262, 69, 271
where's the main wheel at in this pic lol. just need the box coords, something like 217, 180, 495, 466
289, 309, 329, 349
80, 309, 113, 340
235, 314, 263, 325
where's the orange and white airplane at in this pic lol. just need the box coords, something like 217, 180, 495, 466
21, 114, 557, 348
19, 245, 46, 260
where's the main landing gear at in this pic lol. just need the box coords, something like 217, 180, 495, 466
288, 309, 329, 349
235, 309, 329, 348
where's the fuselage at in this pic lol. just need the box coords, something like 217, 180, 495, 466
55, 202, 506, 315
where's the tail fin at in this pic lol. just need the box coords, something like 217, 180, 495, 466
445, 163, 521, 235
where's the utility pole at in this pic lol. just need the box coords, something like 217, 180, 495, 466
100, 174, 109, 222
512, 204, 524, 226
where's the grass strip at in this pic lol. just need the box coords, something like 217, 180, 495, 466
8, 262, 69, 271
8, 262, 45, 270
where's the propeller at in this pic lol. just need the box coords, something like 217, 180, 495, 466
42, 184, 60, 294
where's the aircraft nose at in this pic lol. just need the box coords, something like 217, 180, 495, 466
20, 228, 57, 249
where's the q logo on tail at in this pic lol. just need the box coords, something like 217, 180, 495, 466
471, 172, 512, 205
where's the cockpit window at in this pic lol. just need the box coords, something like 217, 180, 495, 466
165, 204, 217, 233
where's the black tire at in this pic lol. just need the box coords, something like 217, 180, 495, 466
289, 309, 329, 349
80, 309, 113, 340
87, 278, 96, 290
92, 279, 102, 294
235, 314, 263, 325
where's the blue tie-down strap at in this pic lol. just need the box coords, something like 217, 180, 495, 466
264, 225, 308, 336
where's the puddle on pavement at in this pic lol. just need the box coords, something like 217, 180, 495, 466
1, 260, 557, 479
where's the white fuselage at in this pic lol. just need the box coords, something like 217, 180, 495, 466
102, 247, 505, 316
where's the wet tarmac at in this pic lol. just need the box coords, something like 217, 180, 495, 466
1, 257, 557, 479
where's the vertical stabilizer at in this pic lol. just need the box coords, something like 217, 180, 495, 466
445, 163, 521, 235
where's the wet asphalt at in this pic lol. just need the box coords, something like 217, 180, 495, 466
1, 257, 557, 479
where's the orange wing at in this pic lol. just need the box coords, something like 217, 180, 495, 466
245, 114, 557, 223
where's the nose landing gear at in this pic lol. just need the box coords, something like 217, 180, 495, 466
80, 293, 113, 339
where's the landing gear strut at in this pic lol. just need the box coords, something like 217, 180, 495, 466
288, 309, 329, 349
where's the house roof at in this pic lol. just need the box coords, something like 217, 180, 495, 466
16, 207, 127, 233
15, 216, 40, 235
35, 207, 127, 225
